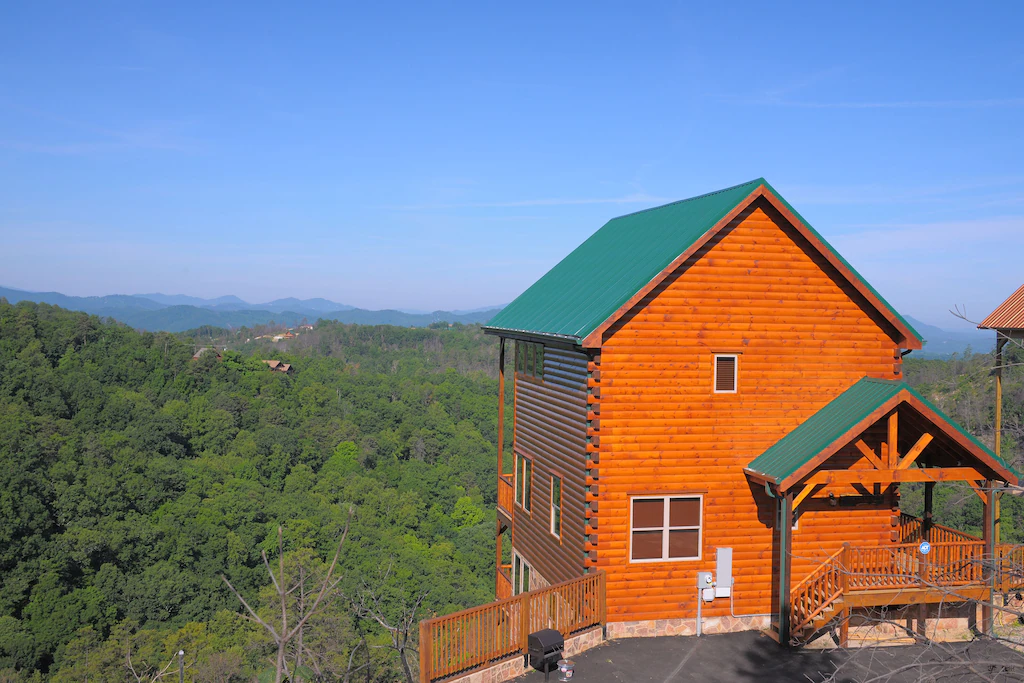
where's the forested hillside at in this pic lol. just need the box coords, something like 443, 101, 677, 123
0, 300, 505, 681
900, 344, 1024, 540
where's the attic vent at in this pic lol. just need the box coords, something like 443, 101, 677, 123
714, 354, 737, 393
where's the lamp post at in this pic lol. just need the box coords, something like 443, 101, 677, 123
178, 650, 184, 683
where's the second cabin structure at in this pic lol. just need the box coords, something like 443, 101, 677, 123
482, 178, 1020, 646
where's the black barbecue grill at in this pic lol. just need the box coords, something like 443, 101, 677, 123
527, 628, 564, 680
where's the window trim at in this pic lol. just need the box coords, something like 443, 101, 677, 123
515, 453, 533, 513
713, 353, 739, 394
550, 474, 562, 539
629, 494, 704, 563
512, 550, 532, 595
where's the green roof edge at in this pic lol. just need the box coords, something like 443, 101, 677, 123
484, 178, 922, 347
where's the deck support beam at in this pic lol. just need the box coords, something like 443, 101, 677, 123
497, 338, 506, 476
923, 482, 934, 542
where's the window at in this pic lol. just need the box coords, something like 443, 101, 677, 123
630, 495, 703, 562
714, 354, 738, 393
550, 475, 562, 538
514, 341, 545, 380
512, 551, 532, 595
515, 454, 533, 511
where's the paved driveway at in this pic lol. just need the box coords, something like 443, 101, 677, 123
513, 631, 1023, 682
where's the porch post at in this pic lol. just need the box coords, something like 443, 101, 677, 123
995, 337, 1006, 544
771, 491, 794, 645
982, 479, 995, 635
496, 518, 504, 598
922, 482, 934, 542
497, 338, 506, 475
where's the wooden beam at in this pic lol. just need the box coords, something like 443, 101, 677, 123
802, 466, 985, 488
897, 432, 934, 470
972, 485, 989, 506
854, 439, 884, 470
497, 338, 506, 475
888, 412, 899, 468
792, 484, 820, 511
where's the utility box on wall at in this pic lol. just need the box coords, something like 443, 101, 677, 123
715, 547, 733, 598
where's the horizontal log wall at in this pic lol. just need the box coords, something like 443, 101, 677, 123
513, 345, 589, 585
596, 204, 899, 623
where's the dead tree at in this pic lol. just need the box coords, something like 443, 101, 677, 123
221, 510, 352, 683
354, 560, 429, 683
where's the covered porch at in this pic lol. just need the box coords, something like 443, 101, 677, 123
745, 378, 1022, 647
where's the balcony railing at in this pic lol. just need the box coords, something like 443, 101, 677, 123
497, 473, 514, 516
419, 571, 605, 683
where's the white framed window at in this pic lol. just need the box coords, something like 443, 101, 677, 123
550, 474, 562, 538
713, 354, 738, 393
630, 495, 703, 562
515, 453, 533, 511
512, 550, 532, 595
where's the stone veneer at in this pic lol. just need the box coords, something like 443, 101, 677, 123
605, 614, 771, 639
443, 626, 604, 683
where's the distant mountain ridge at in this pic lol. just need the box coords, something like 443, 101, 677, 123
905, 316, 995, 358
0, 286, 501, 333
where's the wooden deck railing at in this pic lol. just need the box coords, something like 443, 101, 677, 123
846, 541, 985, 590
997, 544, 1024, 592
419, 571, 605, 683
790, 546, 845, 635
497, 474, 514, 515
897, 513, 981, 545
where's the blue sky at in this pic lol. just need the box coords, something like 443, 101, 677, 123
1, 2, 1022, 327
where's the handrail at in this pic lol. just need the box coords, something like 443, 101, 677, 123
790, 547, 845, 636
897, 513, 981, 544
419, 571, 605, 683
497, 474, 514, 515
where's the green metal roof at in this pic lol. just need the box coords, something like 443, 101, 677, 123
484, 178, 921, 345
746, 377, 1018, 485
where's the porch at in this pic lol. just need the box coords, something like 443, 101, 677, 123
790, 514, 1024, 646
745, 378, 1022, 646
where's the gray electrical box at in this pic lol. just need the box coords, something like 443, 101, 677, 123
715, 547, 733, 598
696, 571, 713, 592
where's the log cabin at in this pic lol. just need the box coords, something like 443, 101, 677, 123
482, 178, 1020, 646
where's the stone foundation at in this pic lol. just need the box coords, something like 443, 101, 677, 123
443, 627, 605, 683
606, 614, 770, 639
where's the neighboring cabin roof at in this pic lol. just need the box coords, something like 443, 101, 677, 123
745, 377, 1019, 490
484, 179, 921, 348
979, 283, 1024, 331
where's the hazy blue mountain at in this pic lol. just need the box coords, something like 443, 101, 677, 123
1, 284, 502, 332
261, 297, 354, 313
137, 293, 249, 307
0, 286, 165, 313
906, 316, 995, 358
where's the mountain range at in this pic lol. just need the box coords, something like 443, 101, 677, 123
0, 286, 998, 357
0, 286, 502, 333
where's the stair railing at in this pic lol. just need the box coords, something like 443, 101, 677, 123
790, 545, 846, 637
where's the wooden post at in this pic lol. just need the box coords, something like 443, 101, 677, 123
982, 480, 995, 635
840, 542, 850, 648
923, 482, 934, 542
519, 591, 530, 660
497, 338, 506, 476
995, 337, 1006, 545
771, 492, 794, 646
495, 519, 504, 598
419, 619, 431, 683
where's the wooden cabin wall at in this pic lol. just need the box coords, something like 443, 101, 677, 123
512, 344, 589, 585
595, 204, 899, 623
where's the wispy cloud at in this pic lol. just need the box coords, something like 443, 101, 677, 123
759, 97, 1024, 109
387, 192, 671, 211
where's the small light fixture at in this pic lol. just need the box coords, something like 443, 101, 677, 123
828, 492, 837, 507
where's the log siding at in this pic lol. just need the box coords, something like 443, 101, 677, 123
512, 344, 589, 584
595, 206, 899, 623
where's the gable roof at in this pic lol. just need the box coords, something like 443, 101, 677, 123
745, 377, 1019, 490
979, 283, 1024, 331
484, 179, 921, 349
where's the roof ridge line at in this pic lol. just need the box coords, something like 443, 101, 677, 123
607, 178, 765, 222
